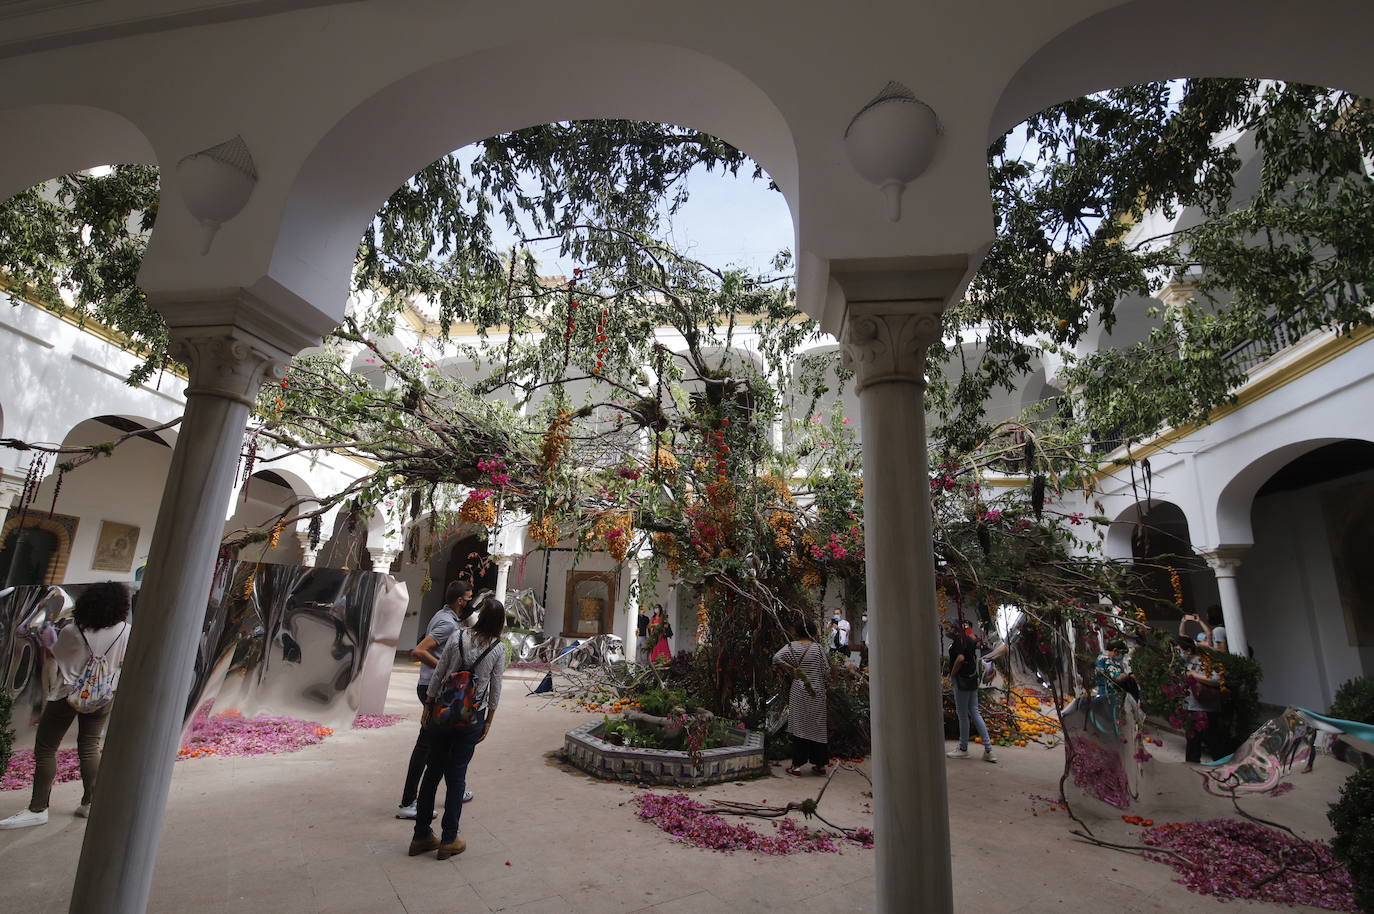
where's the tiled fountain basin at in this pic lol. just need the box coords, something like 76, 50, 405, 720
564, 718, 766, 786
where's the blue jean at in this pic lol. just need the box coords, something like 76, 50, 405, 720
953, 686, 990, 751
413, 711, 485, 842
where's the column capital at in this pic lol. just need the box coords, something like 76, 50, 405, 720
367, 546, 399, 573
1199, 545, 1249, 575
1156, 279, 1201, 311
840, 300, 944, 393
157, 287, 331, 407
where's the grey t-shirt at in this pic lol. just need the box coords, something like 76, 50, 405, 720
417, 607, 460, 686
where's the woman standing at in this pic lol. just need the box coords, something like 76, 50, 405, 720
648, 605, 673, 664
0, 581, 132, 829
773, 617, 830, 776
409, 595, 507, 859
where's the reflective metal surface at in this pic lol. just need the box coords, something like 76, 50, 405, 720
0, 562, 389, 747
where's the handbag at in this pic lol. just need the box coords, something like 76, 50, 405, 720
1190, 676, 1224, 706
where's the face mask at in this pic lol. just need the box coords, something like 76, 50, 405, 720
832, 613, 841, 620
862, 615, 868, 622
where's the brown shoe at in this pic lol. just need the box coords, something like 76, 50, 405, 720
408, 831, 440, 856
436, 836, 466, 860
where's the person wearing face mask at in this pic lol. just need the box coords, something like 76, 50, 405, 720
828, 610, 851, 656
858, 612, 869, 668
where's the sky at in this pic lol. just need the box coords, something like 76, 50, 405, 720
460, 145, 796, 278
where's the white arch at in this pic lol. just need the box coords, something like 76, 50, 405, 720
1213, 436, 1374, 545
0, 103, 156, 203
267, 38, 800, 328
990, 0, 1374, 142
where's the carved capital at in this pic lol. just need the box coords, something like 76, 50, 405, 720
840, 301, 944, 393
168, 330, 284, 407
1199, 545, 1249, 576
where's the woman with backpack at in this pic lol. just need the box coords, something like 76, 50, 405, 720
408, 594, 506, 859
1, 581, 132, 829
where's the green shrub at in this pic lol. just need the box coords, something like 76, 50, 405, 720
826, 660, 870, 759
1329, 768, 1374, 913
0, 686, 13, 785
1330, 677, 1374, 725
636, 687, 690, 717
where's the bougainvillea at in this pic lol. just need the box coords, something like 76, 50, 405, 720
352, 713, 406, 729
1141, 818, 1358, 911
631, 791, 873, 855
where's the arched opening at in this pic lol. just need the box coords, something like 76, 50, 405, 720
7, 415, 175, 584
1112, 500, 1218, 625
224, 469, 309, 565
1236, 439, 1374, 709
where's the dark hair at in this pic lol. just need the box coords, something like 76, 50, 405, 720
73, 581, 131, 631
471, 595, 505, 642
444, 578, 473, 606
1176, 635, 1197, 653
797, 617, 820, 641
1206, 605, 1224, 627
1105, 638, 1127, 653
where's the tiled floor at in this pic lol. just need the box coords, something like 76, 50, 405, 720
0, 665, 1354, 912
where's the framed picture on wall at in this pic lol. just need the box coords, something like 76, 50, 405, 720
563, 569, 617, 637
92, 520, 140, 573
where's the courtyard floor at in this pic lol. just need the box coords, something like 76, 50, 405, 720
0, 663, 1358, 913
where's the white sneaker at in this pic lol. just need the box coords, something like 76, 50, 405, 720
75, 803, 91, 818
462, 790, 473, 803
983, 750, 998, 764
395, 804, 417, 820
0, 809, 48, 829
946, 749, 970, 759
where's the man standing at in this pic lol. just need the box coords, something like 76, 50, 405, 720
829, 609, 851, 656
397, 578, 473, 818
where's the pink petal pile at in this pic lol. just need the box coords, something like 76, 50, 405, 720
177, 711, 331, 759
632, 791, 873, 855
1, 749, 82, 791
352, 713, 405, 729
1141, 818, 1358, 911
1067, 736, 1131, 809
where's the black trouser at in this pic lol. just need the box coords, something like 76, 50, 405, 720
414, 711, 485, 842
400, 683, 430, 807
1185, 710, 1226, 763
791, 735, 829, 769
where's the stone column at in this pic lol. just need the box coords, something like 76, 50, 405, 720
0, 473, 24, 532
841, 299, 952, 914
494, 555, 514, 604
1201, 546, 1250, 656
70, 312, 306, 914
622, 558, 641, 662
297, 532, 319, 568
368, 546, 399, 574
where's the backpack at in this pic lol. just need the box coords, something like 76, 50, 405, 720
67, 623, 127, 714
433, 634, 498, 730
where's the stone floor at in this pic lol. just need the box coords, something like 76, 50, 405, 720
0, 664, 1357, 913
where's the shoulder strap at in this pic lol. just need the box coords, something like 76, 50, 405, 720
470, 640, 498, 670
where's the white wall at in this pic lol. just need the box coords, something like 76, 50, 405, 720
1241, 469, 1374, 710
28, 424, 173, 583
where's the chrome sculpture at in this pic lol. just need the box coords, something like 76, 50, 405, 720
0, 562, 391, 747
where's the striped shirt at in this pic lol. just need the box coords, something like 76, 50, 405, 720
773, 639, 828, 744
426, 627, 506, 713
